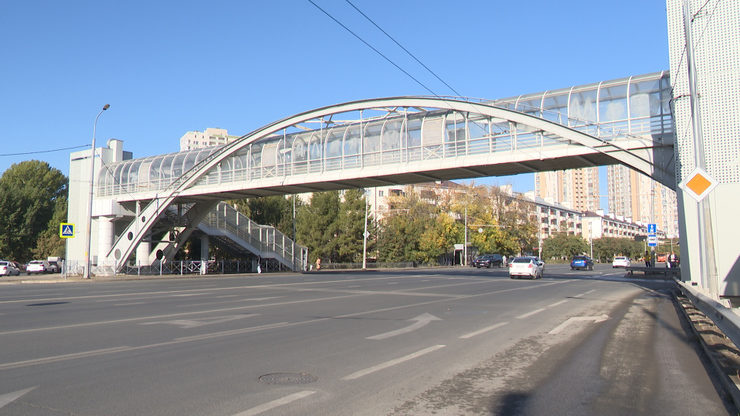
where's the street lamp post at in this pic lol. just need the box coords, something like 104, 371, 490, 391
84, 104, 110, 279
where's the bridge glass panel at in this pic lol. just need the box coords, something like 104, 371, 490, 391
382, 118, 404, 163
569, 87, 598, 135
126, 161, 140, 193
541, 91, 569, 124
159, 155, 176, 187
344, 125, 361, 168
598, 80, 629, 135
148, 157, 163, 189
137, 160, 152, 191
420, 115, 442, 160
445, 112, 466, 156
468, 114, 489, 155
363, 121, 382, 167
291, 133, 309, 175
308, 132, 322, 173
249, 143, 262, 180
325, 126, 345, 170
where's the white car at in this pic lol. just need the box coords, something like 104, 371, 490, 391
26, 260, 50, 274
0, 261, 21, 276
612, 256, 631, 268
509, 256, 544, 279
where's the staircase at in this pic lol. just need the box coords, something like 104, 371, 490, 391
199, 202, 307, 271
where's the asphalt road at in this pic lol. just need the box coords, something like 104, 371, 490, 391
0, 265, 733, 415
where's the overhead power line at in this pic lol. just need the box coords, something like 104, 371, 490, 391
306, 0, 440, 97
344, 0, 463, 97
0, 144, 89, 157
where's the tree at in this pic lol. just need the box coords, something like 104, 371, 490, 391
296, 191, 341, 263
378, 189, 436, 263
33, 194, 68, 259
0, 161, 67, 262
335, 189, 369, 263
542, 233, 589, 260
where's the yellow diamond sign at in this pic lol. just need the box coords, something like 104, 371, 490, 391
679, 167, 717, 202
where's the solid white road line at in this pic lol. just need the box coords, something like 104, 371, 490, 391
233, 390, 316, 416
516, 308, 546, 319
573, 289, 596, 298
459, 321, 509, 339
342, 345, 446, 380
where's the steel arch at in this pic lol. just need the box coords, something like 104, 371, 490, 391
106, 96, 671, 271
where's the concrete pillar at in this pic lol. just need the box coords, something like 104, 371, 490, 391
136, 232, 151, 267
200, 235, 209, 275
97, 217, 114, 266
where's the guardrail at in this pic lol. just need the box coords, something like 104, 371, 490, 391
676, 280, 740, 352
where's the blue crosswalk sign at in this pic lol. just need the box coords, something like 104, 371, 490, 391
60, 223, 75, 238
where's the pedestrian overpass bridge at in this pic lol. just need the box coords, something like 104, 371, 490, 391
74, 71, 675, 274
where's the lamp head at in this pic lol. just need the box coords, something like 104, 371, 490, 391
103, 104, 110, 111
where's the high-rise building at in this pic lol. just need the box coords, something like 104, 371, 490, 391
607, 165, 679, 238
179, 128, 238, 151
534, 167, 599, 212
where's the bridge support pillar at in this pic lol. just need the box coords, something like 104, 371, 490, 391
136, 232, 151, 267
200, 235, 209, 275
97, 217, 114, 267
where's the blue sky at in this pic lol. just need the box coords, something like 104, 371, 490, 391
0, 1, 670, 202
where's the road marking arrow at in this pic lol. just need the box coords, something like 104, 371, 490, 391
0, 387, 36, 410
140, 313, 258, 329
367, 313, 441, 340
548, 314, 609, 335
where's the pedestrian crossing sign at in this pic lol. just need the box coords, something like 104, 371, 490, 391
60, 223, 75, 238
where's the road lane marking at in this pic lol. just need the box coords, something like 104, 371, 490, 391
0, 347, 132, 370
140, 314, 258, 329
548, 314, 609, 334
114, 302, 147, 306
0, 387, 36, 410
233, 390, 316, 416
0, 294, 364, 336
547, 299, 569, 308
516, 308, 546, 319
367, 313, 441, 340
459, 321, 508, 339
342, 345, 446, 380
573, 289, 596, 298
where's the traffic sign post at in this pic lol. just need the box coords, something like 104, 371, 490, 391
59, 223, 75, 238
647, 223, 657, 234
647, 234, 658, 247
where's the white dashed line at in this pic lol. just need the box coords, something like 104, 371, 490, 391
342, 345, 445, 380
232, 390, 316, 416
459, 321, 508, 339
516, 308, 546, 319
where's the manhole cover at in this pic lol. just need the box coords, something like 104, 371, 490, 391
258, 372, 318, 385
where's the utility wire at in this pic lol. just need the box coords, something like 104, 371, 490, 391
306, 0, 440, 97
0, 144, 89, 157
345, 0, 463, 97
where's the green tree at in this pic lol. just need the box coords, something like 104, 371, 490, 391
378, 189, 436, 263
0, 161, 67, 262
33, 194, 68, 259
335, 189, 369, 263
542, 233, 589, 260
296, 191, 341, 263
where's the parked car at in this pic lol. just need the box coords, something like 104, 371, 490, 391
472, 254, 504, 268
509, 256, 544, 279
0, 261, 21, 276
570, 255, 594, 271
26, 260, 50, 274
47, 260, 61, 273
612, 256, 631, 268
656, 253, 668, 263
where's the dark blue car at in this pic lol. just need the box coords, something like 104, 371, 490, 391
570, 256, 594, 271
